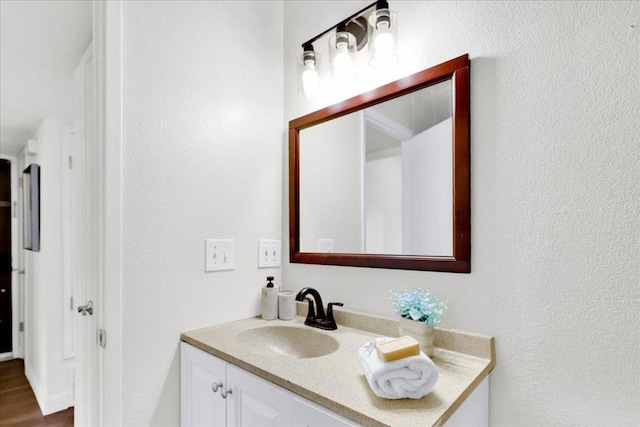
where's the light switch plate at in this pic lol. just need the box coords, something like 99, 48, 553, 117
205, 239, 235, 272
258, 239, 281, 268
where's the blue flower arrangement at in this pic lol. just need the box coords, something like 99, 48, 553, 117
391, 287, 447, 327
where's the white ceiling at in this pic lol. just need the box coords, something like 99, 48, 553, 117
0, 0, 92, 155
365, 80, 453, 154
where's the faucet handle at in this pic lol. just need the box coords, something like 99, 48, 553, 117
326, 302, 344, 323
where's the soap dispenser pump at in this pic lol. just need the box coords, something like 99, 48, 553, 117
261, 276, 278, 320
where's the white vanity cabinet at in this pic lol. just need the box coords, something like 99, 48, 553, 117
182, 316, 495, 426
181, 342, 358, 427
181, 341, 227, 426
226, 364, 292, 426
291, 398, 359, 427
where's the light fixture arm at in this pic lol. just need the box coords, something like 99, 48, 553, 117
300, 0, 384, 49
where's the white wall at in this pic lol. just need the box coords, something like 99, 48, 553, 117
366, 148, 402, 254
23, 119, 74, 415
283, 1, 640, 425
299, 112, 363, 252
402, 117, 452, 256
120, 1, 283, 425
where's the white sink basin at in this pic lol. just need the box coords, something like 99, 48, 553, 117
236, 326, 339, 359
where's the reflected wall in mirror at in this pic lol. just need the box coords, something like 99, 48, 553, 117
289, 54, 470, 272
300, 80, 453, 256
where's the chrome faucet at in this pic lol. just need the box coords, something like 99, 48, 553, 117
295, 287, 343, 330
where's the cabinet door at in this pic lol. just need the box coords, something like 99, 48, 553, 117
181, 342, 227, 427
226, 364, 292, 427
292, 398, 359, 427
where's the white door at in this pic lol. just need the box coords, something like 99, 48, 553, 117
226, 364, 292, 427
181, 343, 227, 427
61, 126, 77, 363
72, 39, 102, 427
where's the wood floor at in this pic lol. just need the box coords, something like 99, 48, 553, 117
0, 359, 73, 427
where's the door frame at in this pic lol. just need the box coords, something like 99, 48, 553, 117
99, 0, 124, 425
0, 154, 22, 361
73, 1, 124, 424
73, 1, 123, 423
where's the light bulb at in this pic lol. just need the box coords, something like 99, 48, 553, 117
368, 8, 399, 70
301, 60, 320, 98
373, 22, 394, 53
333, 42, 351, 73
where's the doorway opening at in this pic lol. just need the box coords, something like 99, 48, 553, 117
0, 159, 12, 356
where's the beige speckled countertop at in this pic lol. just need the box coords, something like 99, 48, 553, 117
180, 305, 495, 427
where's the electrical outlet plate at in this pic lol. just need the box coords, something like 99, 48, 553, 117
205, 239, 235, 272
258, 239, 281, 268
318, 238, 334, 253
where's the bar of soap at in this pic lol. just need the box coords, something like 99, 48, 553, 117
375, 336, 420, 362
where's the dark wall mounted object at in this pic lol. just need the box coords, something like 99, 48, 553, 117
22, 164, 40, 252
289, 54, 470, 273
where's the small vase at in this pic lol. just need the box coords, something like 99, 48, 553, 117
398, 317, 435, 357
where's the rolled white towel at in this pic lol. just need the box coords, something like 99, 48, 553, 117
358, 337, 439, 399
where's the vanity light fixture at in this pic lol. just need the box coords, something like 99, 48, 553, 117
296, 0, 399, 99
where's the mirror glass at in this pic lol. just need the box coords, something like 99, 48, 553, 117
289, 54, 470, 272
299, 80, 452, 256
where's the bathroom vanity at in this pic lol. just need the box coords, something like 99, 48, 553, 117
181, 342, 359, 426
180, 306, 495, 426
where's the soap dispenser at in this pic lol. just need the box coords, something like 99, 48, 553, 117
261, 276, 279, 320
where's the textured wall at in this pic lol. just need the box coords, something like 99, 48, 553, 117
283, 1, 640, 425
121, 2, 283, 425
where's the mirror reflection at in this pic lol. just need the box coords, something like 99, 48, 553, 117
299, 80, 453, 257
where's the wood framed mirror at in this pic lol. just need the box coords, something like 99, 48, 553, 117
289, 54, 470, 272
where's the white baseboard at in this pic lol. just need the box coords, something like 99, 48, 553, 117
0, 352, 14, 362
41, 391, 74, 415
25, 361, 74, 416
24, 360, 45, 410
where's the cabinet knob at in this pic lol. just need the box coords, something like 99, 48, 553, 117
220, 387, 233, 399
211, 382, 223, 393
